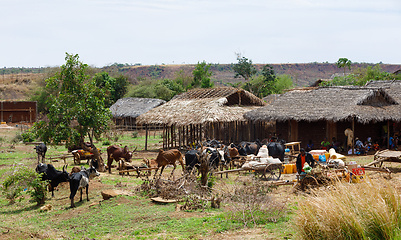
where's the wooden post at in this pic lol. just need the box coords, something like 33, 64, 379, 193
178, 127, 181, 150
145, 124, 148, 151
162, 124, 165, 150
352, 118, 355, 154
387, 120, 390, 149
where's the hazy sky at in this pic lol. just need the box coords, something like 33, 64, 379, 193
1, 0, 400, 67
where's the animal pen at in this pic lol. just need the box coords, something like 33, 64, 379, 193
137, 87, 272, 149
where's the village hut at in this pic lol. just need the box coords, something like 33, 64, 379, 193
110, 97, 166, 130
137, 87, 269, 149
244, 85, 401, 151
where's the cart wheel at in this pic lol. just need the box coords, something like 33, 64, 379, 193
266, 165, 281, 181
73, 154, 81, 165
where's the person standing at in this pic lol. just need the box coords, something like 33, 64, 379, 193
296, 148, 316, 177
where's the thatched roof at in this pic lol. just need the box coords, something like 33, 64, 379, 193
110, 97, 166, 118
263, 94, 281, 104
137, 87, 266, 126
244, 86, 401, 124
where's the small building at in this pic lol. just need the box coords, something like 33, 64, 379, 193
244, 85, 401, 150
109, 97, 166, 130
137, 87, 270, 149
0, 101, 37, 123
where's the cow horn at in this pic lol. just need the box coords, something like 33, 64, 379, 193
132, 146, 138, 153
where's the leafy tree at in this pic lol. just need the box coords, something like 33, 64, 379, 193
261, 64, 277, 95
34, 53, 111, 171
274, 74, 293, 93
113, 75, 129, 101
336, 58, 352, 75
93, 72, 116, 107
129, 77, 186, 101
192, 61, 214, 88
233, 54, 257, 82
93, 72, 129, 107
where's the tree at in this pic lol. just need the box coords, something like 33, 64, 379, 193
34, 53, 111, 172
93, 72, 129, 107
192, 61, 214, 88
336, 58, 352, 75
233, 54, 257, 82
261, 64, 277, 95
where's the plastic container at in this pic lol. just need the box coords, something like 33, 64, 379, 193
325, 153, 330, 161
319, 154, 327, 163
313, 154, 319, 161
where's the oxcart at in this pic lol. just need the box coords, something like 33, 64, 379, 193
214, 161, 283, 181
72, 149, 99, 165
117, 159, 158, 177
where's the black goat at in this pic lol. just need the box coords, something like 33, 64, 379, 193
35, 163, 69, 197
69, 166, 100, 208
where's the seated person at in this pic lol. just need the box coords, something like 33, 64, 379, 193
306, 140, 314, 152
321, 137, 330, 150
373, 141, 380, 151
330, 137, 341, 152
355, 137, 367, 155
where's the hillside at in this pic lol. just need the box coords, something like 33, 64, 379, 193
1, 63, 400, 101
104, 63, 401, 87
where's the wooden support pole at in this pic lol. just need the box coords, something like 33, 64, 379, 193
352, 118, 355, 154
145, 124, 148, 151
387, 120, 390, 149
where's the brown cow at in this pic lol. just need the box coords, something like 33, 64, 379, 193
107, 145, 136, 174
154, 149, 185, 179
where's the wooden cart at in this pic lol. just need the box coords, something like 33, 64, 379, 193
72, 149, 98, 165
214, 162, 283, 181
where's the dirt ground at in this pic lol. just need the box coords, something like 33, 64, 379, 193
0, 127, 399, 239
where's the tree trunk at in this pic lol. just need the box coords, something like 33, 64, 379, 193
81, 135, 106, 172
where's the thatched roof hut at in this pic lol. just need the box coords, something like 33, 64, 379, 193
110, 97, 166, 129
245, 86, 400, 124
137, 87, 266, 127
244, 85, 401, 151
137, 87, 271, 149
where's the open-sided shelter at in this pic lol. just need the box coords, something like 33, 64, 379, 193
244, 84, 401, 151
110, 97, 166, 130
137, 87, 269, 149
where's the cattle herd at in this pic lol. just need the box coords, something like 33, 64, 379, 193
33, 138, 285, 208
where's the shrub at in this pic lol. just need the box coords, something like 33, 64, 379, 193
21, 130, 36, 142
1, 166, 48, 205
295, 181, 401, 240
102, 140, 111, 146
132, 131, 139, 138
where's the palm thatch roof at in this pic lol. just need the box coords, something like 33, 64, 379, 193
110, 97, 166, 119
137, 87, 266, 126
244, 86, 401, 124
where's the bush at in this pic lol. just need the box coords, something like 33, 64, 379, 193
102, 140, 111, 146
132, 131, 139, 138
2, 166, 48, 205
21, 130, 36, 142
295, 181, 401, 240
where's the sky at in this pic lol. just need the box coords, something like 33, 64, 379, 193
1, 0, 400, 68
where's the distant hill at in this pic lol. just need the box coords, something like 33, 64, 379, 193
1, 63, 400, 101
102, 63, 401, 87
